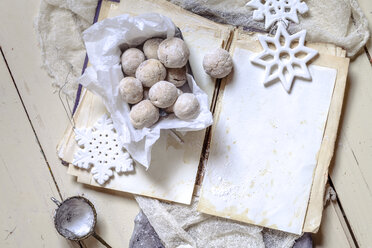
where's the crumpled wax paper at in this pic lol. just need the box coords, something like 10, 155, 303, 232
78, 13, 213, 168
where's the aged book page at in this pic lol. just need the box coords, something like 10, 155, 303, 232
198, 30, 349, 234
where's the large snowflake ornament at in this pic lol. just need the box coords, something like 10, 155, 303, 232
251, 22, 318, 92
246, 0, 308, 29
72, 114, 134, 185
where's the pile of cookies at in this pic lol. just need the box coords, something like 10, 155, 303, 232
119, 37, 200, 129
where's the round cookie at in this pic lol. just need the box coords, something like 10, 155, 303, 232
130, 100, 159, 129
121, 48, 145, 76
164, 88, 183, 114
149, 81, 178, 108
173, 93, 200, 120
119, 77, 143, 104
166, 67, 187, 87
143, 38, 163, 59
158, 37, 190, 68
135, 59, 167, 87
203, 48, 233, 78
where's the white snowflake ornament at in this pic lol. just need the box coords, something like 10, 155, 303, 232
251, 22, 318, 92
72, 114, 134, 185
246, 0, 308, 29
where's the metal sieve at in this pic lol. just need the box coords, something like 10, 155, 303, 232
51, 196, 111, 248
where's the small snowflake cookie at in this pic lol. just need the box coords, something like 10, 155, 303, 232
246, 0, 308, 29
251, 22, 317, 92
72, 114, 134, 185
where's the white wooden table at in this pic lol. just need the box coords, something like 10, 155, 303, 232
0, 0, 371, 247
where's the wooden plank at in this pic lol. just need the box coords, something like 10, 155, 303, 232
0, 1, 368, 247
0, 1, 140, 247
313, 199, 356, 248
357, 0, 372, 53
0, 54, 74, 247
330, 51, 372, 247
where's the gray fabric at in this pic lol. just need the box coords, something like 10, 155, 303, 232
129, 211, 165, 248
293, 233, 313, 248
263, 228, 300, 248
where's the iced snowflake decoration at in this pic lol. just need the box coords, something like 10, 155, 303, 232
251, 22, 318, 92
246, 0, 308, 29
72, 114, 134, 185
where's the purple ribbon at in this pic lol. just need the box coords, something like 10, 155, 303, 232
72, 0, 120, 114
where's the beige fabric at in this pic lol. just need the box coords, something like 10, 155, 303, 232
292, 0, 370, 57
169, 0, 370, 57
35, 0, 98, 97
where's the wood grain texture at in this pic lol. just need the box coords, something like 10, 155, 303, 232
330, 51, 372, 248
313, 199, 356, 248
0, 0, 369, 246
0, 0, 140, 247
0, 53, 73, 247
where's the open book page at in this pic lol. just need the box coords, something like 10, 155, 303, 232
198, 31, 348, 234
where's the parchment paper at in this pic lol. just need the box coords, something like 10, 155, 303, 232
78, 13, 213, 168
